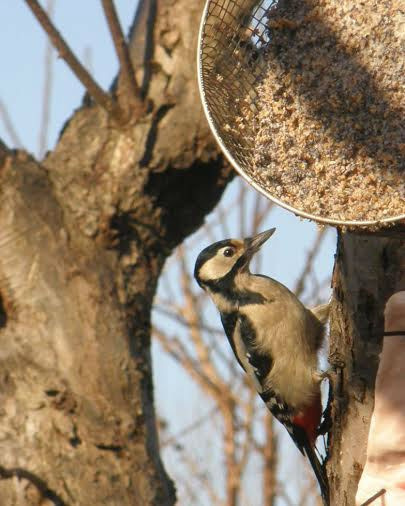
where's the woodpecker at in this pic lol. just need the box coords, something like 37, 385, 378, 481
194, 228, 329, 506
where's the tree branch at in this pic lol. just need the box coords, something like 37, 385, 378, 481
294, 228, 328, 299
235, 390, 256, 478
0, 100, 22, 148
24, 0, 121, 119
153, 327, 227, 403
38, 0, 54, 158
101, 0, 143, 113
262, 412, 277, 506
0, 465, 67, 506
161, 408, 218, 448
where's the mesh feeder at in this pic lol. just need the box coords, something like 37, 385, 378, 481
197, 0, 405, 227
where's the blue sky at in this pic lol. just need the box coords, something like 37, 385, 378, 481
0, 1, 137, 156
0, 2, 336, 504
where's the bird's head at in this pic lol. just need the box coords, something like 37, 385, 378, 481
194, 228, 276, 289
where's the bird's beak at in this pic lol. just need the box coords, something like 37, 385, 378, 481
243, 228, 276, 263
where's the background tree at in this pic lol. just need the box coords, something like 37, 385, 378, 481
0, 1, 230, 504
154, 184, 332, 506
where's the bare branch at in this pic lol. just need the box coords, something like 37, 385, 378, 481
235, 390, 256, 477
83, 46, 94, 75
154, 304, 234, 369
178, 451, 221, 505
253, 199, 274, 232
178, 246, 228, 393
238, 182, 247, 238
161, 407, 218, 448
278, 488, 297, 506
215, 201, 231, 239
24, 0, 120, 119
222, 406, 239, 506
100, 0, 144, 113
252, 191, 262, 233
360, 489, 386, 506
153, 327, 229, 404
0, 100, 22, 148
38, 0, 54, 159
306, 273, 327, 307
262, 411, 277, 506
154, 304, 223, 337
173, 470, 203, 506
294, 228, 328, 298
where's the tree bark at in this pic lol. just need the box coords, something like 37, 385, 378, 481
328, 230, 405, 506
0, 2, 231, 505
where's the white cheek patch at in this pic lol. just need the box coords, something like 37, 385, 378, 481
198, 254, 232, 281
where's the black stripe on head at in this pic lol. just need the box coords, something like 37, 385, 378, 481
194, 239, 234, 286
205, 271, 267, 305
194, 240, 267, 305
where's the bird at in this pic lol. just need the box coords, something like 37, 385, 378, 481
194, 227, 329, 505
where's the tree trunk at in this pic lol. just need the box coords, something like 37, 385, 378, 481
0, 1, 231, 505
328, 230, 405, 506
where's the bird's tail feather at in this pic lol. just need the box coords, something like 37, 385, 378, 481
310, 302, 330, 325
303, 440, 330, 506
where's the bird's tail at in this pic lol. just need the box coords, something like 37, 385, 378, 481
303, 439, 330, 506
310, 302, 330, 325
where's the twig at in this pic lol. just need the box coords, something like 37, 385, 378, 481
161, 407, 218, 448
277, 488, 296, 506
153, 327, 228, 403
154, 303, 234, 368
235, 390, 256, 477
253, 197, 274, 233
24, 0, 120, 119
178, 246, 229, 395
360, 489, 386, 506
38, 0, 54, 158
262, 411, 277, 506
101, 0, 143, 113
298, 462, 322, 506
222, 404, 239, 506
174, 469, 203, 506
215, 201, 231, 240
157, 272, 178, 304
238, 182, 247, 238
0, 100, 22, 148
294, 228, 328, 298
178, 451, 221, 505
83, 46, 94, 75
154, 304, 224, 337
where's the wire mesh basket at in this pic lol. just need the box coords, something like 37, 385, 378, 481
197, 0, 405, 227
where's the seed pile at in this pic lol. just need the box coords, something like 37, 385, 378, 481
242, 0, 404, 222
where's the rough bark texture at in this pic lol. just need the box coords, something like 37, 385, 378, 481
0, 2, 231, 505
328, 230, 405, 506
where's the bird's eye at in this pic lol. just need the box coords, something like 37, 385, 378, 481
223, 247, 235, 257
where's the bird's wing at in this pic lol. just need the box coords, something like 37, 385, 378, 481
220, 311, 246, 371
233, 312, 310, 455
220, 310, 271, 384
221, 310, 312, 448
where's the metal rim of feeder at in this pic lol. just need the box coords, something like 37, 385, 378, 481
197, 0, 405, 227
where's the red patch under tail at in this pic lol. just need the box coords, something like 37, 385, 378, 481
292, 392, 322, 445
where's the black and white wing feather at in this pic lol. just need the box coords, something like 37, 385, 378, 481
221, 311, 309, 456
